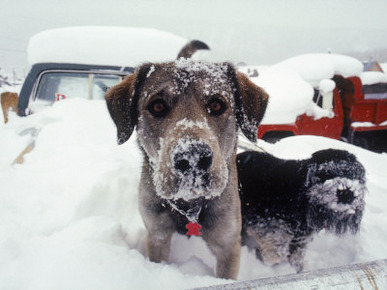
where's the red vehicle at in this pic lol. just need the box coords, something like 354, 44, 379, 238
247, 55, 387, 152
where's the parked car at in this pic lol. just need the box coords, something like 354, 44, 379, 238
13, 26, 189, 116
17, 62, 133, 116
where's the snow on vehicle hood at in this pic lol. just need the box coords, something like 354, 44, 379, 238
27, 26, 188, 67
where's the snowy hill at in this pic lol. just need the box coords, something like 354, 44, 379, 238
0, 99, 386, 289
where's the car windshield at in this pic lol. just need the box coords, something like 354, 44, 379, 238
34, 72, 124, 103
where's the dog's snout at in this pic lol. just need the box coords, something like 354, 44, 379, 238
173, 143, 213, 174
337, 188, 356, 204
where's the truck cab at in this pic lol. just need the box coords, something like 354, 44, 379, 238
241, 54, 387, 151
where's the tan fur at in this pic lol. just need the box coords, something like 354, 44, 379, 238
1, 92, 18, 123
105, 60, 268, 279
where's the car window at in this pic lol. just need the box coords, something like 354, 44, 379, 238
34, 72, 123, 104
363, 83, 387, 100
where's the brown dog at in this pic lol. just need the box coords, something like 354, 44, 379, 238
1, 92, 18, 123
105, 58, 268, 279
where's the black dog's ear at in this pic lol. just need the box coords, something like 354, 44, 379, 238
105, 64, 151, 145
228, 65, 269, 142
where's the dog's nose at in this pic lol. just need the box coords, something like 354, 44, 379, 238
337, 188, 356, 204
173, 143, 213, 174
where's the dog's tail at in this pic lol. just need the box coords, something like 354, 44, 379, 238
305, 151, 367, 235
177, 40, 210, 59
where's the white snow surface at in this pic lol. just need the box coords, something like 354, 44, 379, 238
27, 26, 187, 67
1, 99, 387, 289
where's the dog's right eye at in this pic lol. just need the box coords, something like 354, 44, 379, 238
207, 97, 227, 116
147, 99, 170, 118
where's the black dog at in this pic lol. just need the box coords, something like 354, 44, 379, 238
237, 149, 366, 272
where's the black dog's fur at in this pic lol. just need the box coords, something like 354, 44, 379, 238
237, 149, 366, 271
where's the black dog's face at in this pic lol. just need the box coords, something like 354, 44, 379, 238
305, 150, 366, 233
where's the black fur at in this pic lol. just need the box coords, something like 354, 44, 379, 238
177, 40, 210, 59
237, 149, 366, 271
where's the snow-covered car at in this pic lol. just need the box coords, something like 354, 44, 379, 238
16, 26, 190, 116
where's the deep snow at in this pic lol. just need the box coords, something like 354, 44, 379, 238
0, 99, 386, 289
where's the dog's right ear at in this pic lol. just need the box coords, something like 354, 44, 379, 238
105, 64, 153, 144
105, 73, 137, 145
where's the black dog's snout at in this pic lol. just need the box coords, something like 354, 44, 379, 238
173, 143, 213, 174
337, 188, 356, 204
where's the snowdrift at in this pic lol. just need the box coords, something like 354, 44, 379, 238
0, 99, 386, 289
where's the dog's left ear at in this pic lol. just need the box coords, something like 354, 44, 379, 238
229, 66, 269, 142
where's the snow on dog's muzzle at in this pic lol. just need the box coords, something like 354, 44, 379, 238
171, 139, 213, 188
172, 141, 213, 176
308, 177, 366, 214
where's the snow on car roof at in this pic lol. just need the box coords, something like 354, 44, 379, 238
360, 71, 387, 85
274, 53, 364, 87
27, 26, 188, 67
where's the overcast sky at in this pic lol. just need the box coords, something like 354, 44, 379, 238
1, 0, 387, 71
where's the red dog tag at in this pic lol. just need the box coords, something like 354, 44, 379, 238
186, 222, 202, 236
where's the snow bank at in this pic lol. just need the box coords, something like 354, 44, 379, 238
0, 100, 386, 289
27, 26, 188, 67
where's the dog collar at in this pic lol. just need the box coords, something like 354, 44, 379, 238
166, 199, 203, 236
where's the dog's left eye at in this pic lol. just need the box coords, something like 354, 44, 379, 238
148, 99, 170, 118
207, 98, 226, 116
